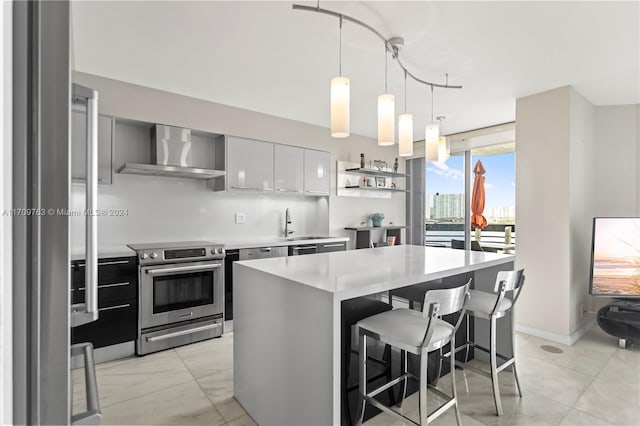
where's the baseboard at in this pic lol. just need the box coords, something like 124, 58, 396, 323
515, 318, 596, 346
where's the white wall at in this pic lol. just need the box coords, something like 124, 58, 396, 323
70, 72, 405, 250
591, 104, 640, 312
516, 86, 572, 338
568, 90, 596, 333
516, 86, 639, 343
1, 0, 12, 422
594, 105, 639, 216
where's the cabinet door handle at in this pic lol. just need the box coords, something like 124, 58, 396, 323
276, 188, 302, 193
321, 243, 345, 248
98, 303, 131, 312
72, 281, 130, 292
71, 84, 99, 328
305, 190, 329, 195
260, 247, 272, 252
231, 186, 272, 191
76, 260, 131, 268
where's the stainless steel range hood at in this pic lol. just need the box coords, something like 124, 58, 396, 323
118, 124, 225, 180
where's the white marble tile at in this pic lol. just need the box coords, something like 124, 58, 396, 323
226, 414, 258, 426
558, 408, 613, 426
515, 332, 615, 377
72, 348, 194, 411
99, 381, 225, 425
196, 368, 248, 422
175, 333, 233, 379
574, 350, 640, 426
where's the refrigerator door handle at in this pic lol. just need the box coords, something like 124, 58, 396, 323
70, 343, 102, 425
71, 84, 100, 327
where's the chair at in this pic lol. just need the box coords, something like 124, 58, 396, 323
354, 280, 472, 426
342, 297, 393, 425
455, 268, 525, 416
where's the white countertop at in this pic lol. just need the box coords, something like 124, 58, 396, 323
71, 245, 135, 261
223, 236, 349, 250
235, 245, 514, 300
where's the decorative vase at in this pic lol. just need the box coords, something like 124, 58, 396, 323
370, 213, 384, 227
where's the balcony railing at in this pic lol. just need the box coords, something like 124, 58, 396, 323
425, 222, 515, 253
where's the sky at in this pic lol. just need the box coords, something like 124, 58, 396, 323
425, 152, 516, 209
593, 218, 640, 260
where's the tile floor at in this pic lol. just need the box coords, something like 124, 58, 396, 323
73, 326, 639, 425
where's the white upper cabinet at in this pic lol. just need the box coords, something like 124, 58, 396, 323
226, 136, 274, 193
274, 145, 304, 195
304, 149, 331, 196
71, 110, 113, 184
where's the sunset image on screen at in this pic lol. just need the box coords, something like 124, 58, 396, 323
592, 218, 640, 296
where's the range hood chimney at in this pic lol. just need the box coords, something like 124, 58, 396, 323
118, 124, 225, 180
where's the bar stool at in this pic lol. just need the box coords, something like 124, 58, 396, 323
455, 268, 525, 416
342, 297, 393, 425
354, 280, 471, 426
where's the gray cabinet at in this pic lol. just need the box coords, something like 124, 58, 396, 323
274, 144, 304, 195
71, 109, 113, 184
304, 149, 330, 196
226, 136, 274, 193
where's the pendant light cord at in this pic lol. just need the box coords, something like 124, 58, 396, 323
384, 44, 388, 93
430, 85, 434, 123
404, 70, 407, 113
339, 15, 343, 76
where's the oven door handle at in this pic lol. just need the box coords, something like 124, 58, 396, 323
146, 323, 222, 342
145, 264, 221, 275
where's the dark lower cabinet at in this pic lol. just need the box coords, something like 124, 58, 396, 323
71, 256, 138, 349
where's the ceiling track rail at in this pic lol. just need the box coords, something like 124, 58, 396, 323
292, 3, 463, 90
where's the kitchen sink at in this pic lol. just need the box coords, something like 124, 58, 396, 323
286, 235, 332, 241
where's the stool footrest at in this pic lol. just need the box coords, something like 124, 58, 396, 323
464, 342, 512, 362
367, 374, 408, 398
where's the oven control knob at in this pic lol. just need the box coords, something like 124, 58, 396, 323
150, 252, 158, 259
140, 253, 149, 260
219, 248, 225, 255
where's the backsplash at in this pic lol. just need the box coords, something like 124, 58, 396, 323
69, 174, 328, 249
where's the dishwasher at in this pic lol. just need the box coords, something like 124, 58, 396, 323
226, 246, 288, 322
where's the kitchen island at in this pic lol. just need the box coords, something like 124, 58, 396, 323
233, 245, 515, 426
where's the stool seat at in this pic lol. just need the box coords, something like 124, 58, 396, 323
357, 309, 454, 354
465, 289, 512, 320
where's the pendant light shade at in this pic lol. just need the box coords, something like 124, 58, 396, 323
398, 113, 413, 156
438, 136, 450, 162
331, 76, 350, 138
377, 94, 395, 146
425, 123, 439, 162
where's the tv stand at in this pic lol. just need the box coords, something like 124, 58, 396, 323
597, 300, 640, 349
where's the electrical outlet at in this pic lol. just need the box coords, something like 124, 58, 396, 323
235, 212, 246, 224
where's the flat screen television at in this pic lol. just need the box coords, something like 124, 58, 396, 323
590, 217, 640, 298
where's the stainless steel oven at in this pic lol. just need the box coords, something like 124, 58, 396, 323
128, 241, 225, 355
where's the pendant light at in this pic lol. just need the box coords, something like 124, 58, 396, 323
331, 16, 349, 138
398, 70, 413, 157
437, 116, 450, 162
378, 46, 395, 146
425, 85, 439, 161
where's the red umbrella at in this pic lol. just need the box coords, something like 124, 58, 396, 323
471, 160, 488, 230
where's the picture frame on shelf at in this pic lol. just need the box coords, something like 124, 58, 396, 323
375, 177, 386, 188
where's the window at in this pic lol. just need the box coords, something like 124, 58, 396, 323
423, 140, 515, 252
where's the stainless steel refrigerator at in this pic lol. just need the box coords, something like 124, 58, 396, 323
12, 1, 101, 424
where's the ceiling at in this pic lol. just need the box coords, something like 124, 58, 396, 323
71, 1, 640, 139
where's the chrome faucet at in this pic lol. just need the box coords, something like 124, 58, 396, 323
285, 208, 294, 237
